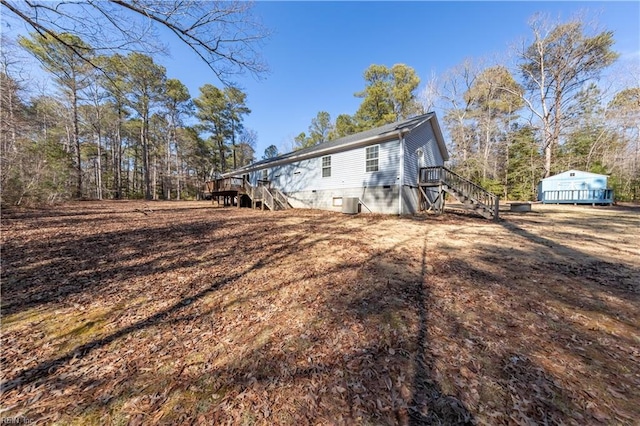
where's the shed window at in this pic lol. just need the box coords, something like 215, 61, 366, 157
570, 172, 575, 177
365, 145, 379, 172
322, 156, 331, 178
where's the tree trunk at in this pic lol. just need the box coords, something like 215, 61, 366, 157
232, 117, 237, 170
116, 112, 123, 199
504, 142, 509, 200
133, 140, 138, 197
176, 149, 181, 200
544, 144, 552, 178
96, 132, 103, 199
218, 139, 226, 173
142, 115, 151, 200
152, 156, 157, 200
483, 124, 490, 180
72, 87, 82, 198
166, 133, 171, 200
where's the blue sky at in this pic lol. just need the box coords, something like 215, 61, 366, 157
5, 1, 639, 159
179, 0, 637, 158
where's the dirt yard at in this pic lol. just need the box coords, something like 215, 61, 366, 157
1, 201, 639, 425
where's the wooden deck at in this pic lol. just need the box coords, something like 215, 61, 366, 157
540, 189, 614, 205
204, 178, 290, 211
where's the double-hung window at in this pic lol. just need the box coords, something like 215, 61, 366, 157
365, 145, 379, 172
321, 156, 331, 177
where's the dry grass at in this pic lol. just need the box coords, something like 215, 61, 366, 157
1, 201, 639, 425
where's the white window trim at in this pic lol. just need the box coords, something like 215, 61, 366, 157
321, 155, 331, 178
365, 145, 380, 173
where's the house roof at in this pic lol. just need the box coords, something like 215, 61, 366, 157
224, 112, 449, 176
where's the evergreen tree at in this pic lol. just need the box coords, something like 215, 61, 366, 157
354, 64, 421, 130
19, 32, 94, 198
121, 53, 167, 199
294, 111, 334, 150
263, 144, 279, 160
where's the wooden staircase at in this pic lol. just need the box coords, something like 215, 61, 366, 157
271, 187, 292, 210
243, 180, 291, 211
418, 166, 499, 220
205, 177, 292, 211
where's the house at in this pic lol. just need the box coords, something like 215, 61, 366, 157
223, 113, 449, 215
537, 170, 614, 205
211, 112, 499, 219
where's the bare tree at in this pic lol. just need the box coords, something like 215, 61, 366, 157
417, 70, 440, 114
511, 14, 618, 177
236, 128, 257, 167
440, 59, 480, 177
0, 37, 25, 156
1, 0, 269, 83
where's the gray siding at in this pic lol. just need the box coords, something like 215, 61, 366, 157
235, 117, 449, 215
251, 139, 401, 194
403, 121, 444, 187
399, 120, 445, 214
401, 186, 418, 215
285, 186, 400, 215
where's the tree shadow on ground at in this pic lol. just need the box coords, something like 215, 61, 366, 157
3, 204, 637, 424
1, 206, 477, 424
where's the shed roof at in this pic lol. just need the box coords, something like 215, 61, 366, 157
541, 170, 609, 181
224, 112, 448, 176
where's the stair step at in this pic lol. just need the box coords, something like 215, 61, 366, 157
440, 181, 497, 220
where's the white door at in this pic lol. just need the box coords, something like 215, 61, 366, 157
416, 148, 425, 183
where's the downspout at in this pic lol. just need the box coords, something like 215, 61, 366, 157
398, 130, 405, 215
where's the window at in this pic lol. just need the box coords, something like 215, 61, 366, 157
261, 169, 268, 181
366, 145, 379, 172
332, 197, 343, 207
570, 172, 575, 177
322, 155, 331, 177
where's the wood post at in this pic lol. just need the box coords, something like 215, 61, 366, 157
494, 196, 500, 222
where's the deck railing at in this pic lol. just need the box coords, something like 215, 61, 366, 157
243, 179, 254, 198
207, 177, 245, 192
260, 186, 274, 210
419, 166, 498, 217
271, 188, 290, 209
206, 177, 285, 210
541, 189, 613, 204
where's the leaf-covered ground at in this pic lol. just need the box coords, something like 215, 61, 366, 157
1, 201, 639, 425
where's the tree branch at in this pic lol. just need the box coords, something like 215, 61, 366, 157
2, 0, 268, 84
